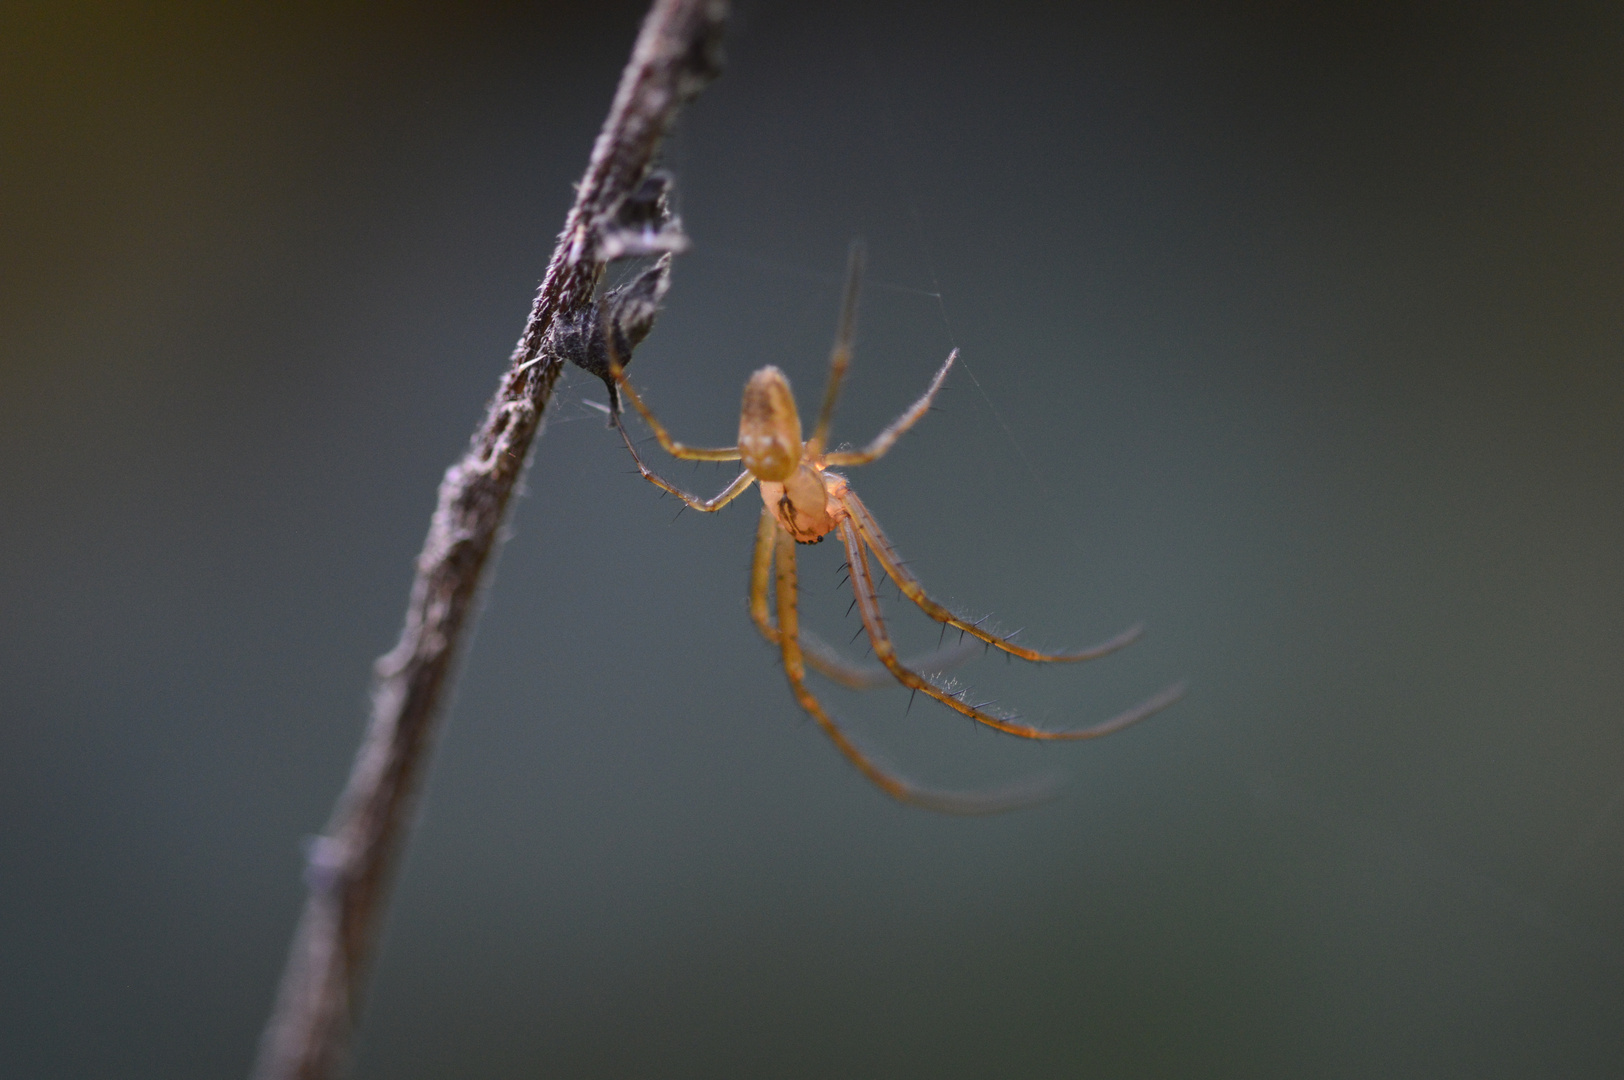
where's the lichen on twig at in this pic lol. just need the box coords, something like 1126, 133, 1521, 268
250, 4, 728, 1078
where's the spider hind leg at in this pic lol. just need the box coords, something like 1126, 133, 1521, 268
615, 417, 755, 512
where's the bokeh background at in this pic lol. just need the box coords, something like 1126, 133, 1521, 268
4, 2, 1622, 1076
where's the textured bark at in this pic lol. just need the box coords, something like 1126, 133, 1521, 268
250, 3, 727, 1077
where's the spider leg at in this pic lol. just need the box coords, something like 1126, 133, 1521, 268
752, 508, 884, 688
806, 240, 865, 459
749, 505, 778, 637
608, 359, 741, 462
822, 350, 956, 467
801, 634, 984, 690
774, 523, 1049, 813
844, 489, 1144, 662
749, 507, 980, 690
840, 518, 1185, 740
617, 417, 755, 511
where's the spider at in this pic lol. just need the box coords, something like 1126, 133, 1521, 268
609, 246, 1184, 813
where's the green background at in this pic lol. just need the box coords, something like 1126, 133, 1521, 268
3, 2, 1621, 1076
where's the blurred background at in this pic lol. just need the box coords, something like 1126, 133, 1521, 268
3, 2, 1622, 1076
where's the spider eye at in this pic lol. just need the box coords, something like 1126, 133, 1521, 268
739, 366, 803, 481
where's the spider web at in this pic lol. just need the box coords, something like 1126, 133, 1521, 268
850, 19, 1056, 501
638, 5, 1056, 503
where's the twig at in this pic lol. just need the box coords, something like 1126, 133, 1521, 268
249, 4, 727, 1077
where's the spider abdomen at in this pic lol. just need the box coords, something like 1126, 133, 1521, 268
739, 365, 804, 482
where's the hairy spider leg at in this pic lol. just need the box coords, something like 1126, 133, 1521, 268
749, 507, 888, 690
615, 420, 755, 511
840, 519, 1185, 740
822, 351, 958, 468
748, 508, 981, 690
609, 358, 742, 462
768, 519, 1049, 814
799, 634, 983, 691
843, 490, 1146, 662
806, 240, 865, 459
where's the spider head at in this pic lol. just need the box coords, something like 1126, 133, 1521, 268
739, 365, 803, 482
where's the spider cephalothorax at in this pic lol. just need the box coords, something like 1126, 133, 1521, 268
609, 244, 1182, 813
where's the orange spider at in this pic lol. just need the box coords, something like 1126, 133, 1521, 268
610, 247, 1183, 813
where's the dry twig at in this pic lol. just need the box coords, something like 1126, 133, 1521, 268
250, 3, 728, 1076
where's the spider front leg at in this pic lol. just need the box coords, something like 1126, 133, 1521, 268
839, 515, 1185, 740
749, 508, 880, 689
843, 490, 1147, 663
748, 508, 980, 690
615, 418, 754, 512
771, 520, 1049, 814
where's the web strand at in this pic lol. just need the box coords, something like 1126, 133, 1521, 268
853, 30, 1054, 498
